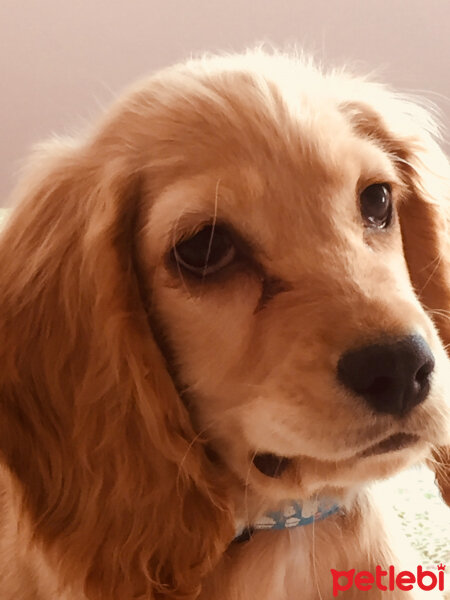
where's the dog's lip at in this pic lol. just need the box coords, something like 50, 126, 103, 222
251, 432, 419, 476
252, 453, 291, 478
358, 432, 419, 458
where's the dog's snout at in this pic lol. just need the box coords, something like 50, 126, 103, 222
337, 335, 435, 416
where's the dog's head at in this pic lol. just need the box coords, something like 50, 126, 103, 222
138, 52, 450, 499
1, 51, 449, 598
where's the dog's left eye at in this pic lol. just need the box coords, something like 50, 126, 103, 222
172, 225, 236, 276
360, 183, 392, 229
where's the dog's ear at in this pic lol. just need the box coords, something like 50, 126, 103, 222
0, 133, 234, 599
341, 91, 450, 507
393, 123, 450, 509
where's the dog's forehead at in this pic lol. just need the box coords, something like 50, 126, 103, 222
187, 67, 362, 177
146, 64, 398, 264
139, 62, 379, 178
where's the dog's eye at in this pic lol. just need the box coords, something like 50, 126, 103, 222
360, 183, 392, 228
172, 225, 236, 276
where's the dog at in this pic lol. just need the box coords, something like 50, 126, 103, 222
0, 49, 449, 599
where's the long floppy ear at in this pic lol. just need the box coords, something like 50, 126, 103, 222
341, 91, 450, 506
396, 131, 450, 507
394, 122, 450, 507
0, 134, 234, 598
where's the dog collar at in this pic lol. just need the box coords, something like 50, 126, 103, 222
234, 498, 340, 543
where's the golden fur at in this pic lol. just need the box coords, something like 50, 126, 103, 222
0, 50, 449, 599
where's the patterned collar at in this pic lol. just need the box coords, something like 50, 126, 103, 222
234, 498, 340, 543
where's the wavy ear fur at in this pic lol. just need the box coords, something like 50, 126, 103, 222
341, 89, 450, 506
0, 131, 233, 598
395, 121, 450, 508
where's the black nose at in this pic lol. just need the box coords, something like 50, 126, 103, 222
337, 335, 435, 416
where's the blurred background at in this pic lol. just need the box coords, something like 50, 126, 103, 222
1, 0, 450, 207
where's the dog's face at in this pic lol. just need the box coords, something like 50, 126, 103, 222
136, 54, 450, 501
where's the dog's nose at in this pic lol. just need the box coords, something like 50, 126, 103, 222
337, 335, 435, 416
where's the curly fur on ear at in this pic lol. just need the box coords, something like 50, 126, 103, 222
341, 91, 450, 507
394, 114, 450, 509
0, 131, 234, 598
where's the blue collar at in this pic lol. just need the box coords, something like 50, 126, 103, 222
234, 498, 340, 543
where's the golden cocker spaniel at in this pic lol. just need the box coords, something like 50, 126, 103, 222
0, 50, 449, 599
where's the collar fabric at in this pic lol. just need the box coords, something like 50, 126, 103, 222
234, 498, 340, 542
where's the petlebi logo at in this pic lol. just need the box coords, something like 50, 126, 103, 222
331, 564, 446, 596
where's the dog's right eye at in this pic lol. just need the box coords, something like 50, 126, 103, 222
171, 225, 236, 276
360, 183, 392, 229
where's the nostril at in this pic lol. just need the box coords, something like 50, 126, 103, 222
415, 359, 434, 385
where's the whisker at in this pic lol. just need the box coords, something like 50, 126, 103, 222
243, 448, 259, 538
175, 401, 255, 496
311, 492, 324, 600
417, 255, 443, 296
201, 178, 221, 284
170, 213, 195, 301
425, 307, 450, 320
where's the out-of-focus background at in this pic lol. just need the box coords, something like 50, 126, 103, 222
1, 0, 450, 205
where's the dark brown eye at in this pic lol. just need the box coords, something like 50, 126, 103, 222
172, 225, 236, 276
360, 183, 392, 228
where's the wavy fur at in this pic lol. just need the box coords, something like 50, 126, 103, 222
0, 50, 449, 599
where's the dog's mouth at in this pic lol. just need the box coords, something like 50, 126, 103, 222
252, 453, 291, 478
358, 432, 419, 458
252, 433, 419, 478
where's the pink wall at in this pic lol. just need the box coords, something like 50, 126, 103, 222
2, 0, 449, 206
